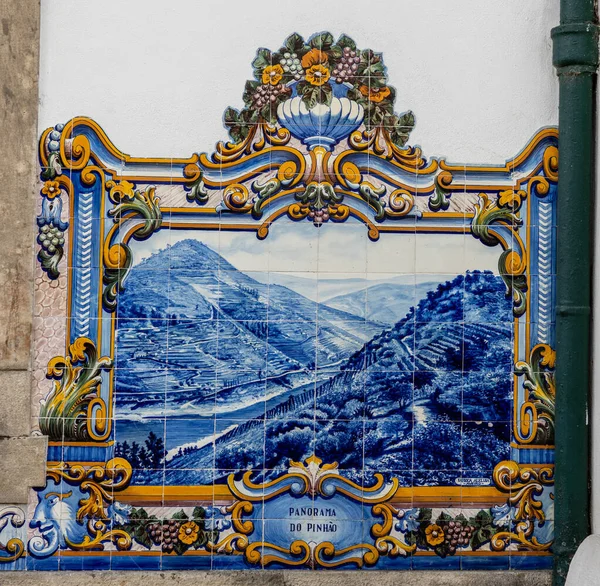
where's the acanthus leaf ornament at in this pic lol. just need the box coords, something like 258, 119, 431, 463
39, 337, 113, 442
334, 160, 389, 221
184, 163, 209, 204
294, 181, 342, 225
515, 344, 556, 445
430, 171, 452, 211
250, 159, 304, 219
471, 193, 528, 317
358, 181, 387, 220
106, 180, 162, 240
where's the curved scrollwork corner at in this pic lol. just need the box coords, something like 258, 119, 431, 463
215, 122, 291, 165
102, 180, 163, 312
221, 183, 253, 213
387, 189, 415, 218
348, 125, 423, 171
491, 461, 554, 552
28, 459, 133, 558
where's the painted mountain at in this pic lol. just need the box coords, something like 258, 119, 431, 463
324, 280, 439, 325
115, 239, 385, 418
162, 270, 514, 486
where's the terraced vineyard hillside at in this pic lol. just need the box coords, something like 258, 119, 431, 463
163, 270, 513, 485
115, 239, 384, 418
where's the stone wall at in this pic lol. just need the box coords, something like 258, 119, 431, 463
0, 0, 47, 504
0, 570, 553, 585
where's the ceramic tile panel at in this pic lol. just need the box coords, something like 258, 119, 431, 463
13, 32, 556, 572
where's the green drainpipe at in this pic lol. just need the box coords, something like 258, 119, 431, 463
551, 0, 598, 583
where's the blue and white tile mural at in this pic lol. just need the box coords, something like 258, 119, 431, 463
15, 32, 556, 572
114, 229, 513, 490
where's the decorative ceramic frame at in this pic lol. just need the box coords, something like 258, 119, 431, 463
10, 33, 557, 572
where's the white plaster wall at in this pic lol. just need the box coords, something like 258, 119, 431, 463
39, 0, 558, 164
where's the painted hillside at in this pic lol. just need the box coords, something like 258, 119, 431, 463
115, 239, 385, 418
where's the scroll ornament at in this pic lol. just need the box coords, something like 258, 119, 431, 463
102, 179, 162, 312
490, 460, 554, 552
0, 507, 26, 564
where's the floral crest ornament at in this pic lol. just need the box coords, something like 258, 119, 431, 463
198, 32, 419, 228
223, 32, 415, 151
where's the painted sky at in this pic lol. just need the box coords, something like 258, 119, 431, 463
131, 218, 499, 299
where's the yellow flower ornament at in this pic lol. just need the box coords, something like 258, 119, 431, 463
178, 521, 200, 545
41, 180, 61, 199
306, 64, 330, 86
425, 524, 445, 546
262, 64, 284, 86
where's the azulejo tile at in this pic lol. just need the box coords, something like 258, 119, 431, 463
26, 30, 557, 573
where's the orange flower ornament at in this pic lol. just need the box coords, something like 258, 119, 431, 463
302, 49, 331, 86
359, 85, 392, 103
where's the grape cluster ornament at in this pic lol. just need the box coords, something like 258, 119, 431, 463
279, 52, 304, 80
252, 83, 291, 109
332, 46, 361, 83
38, 224, 65, 255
